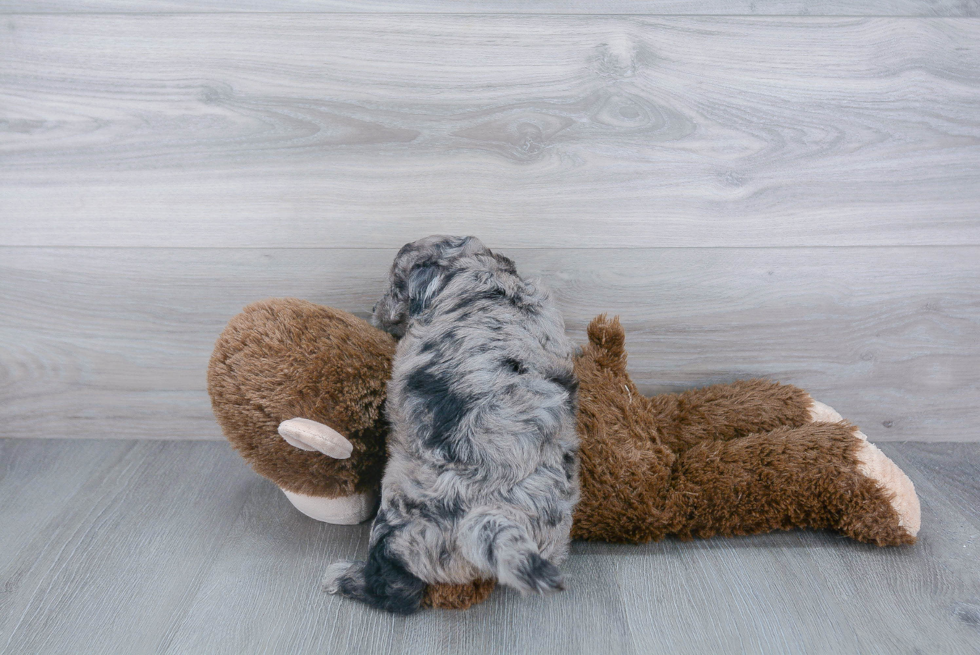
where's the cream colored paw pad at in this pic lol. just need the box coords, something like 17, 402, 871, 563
853, 440, 921, 537
808, 399, 844, 423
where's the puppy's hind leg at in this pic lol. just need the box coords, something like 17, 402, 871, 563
459, 509, 564, 596
323, 560, 369, 598
323, 517, 427, 615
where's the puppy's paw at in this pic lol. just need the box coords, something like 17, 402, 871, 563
322, 560, 363, 594
807, 398, 844, 423
509, 553, 565, 596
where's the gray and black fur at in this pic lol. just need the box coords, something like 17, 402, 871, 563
324, 235, 580, 614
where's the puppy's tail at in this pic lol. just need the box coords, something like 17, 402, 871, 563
501, 551, 565, 596
323, 540, 427, 615
460, 510, 565, 596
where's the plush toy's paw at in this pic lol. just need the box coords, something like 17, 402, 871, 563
278, 417, 353, 459
280, 488, 377, 524
807, 398, 844, 423
853, 436, 922, 539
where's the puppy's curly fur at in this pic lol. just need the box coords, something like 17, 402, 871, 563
324, 236, 580, 614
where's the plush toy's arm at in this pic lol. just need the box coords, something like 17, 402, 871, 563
664, 422, 920, 546
645, 379, 827, 453
581, 316, 835, 453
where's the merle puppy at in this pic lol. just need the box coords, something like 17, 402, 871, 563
324, 235, 580, 614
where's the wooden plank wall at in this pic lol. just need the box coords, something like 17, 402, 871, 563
1, 4, 978, 442
3, 1, 979, 14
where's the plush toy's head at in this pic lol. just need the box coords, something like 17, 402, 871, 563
207, 298, 395, 499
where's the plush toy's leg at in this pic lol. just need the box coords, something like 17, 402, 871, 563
420, 580, 497, 610
647, 380, 837, 453
664, 422, 920, 546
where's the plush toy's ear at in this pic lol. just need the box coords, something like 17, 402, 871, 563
278, 418, 354, 459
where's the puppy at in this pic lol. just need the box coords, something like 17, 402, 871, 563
324, 235, 579, 614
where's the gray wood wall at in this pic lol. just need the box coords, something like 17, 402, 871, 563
1, 2, 978, 442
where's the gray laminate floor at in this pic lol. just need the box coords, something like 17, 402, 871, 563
1, 438, 978, 655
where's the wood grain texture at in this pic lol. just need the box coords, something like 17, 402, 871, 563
1, 246, 976, 442
887, 442, 980, 531
0, 439, 253, 654
0, 438, 978, 654
2, 0, 978, 15
611, 443, 980, 654
2, 16, 979, 248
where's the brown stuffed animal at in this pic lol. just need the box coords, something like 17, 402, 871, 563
208, 298, 920, 610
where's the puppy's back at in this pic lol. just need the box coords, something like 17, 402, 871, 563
326, 236, 579, 613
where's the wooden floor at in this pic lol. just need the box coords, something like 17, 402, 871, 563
0, 437, 977, 655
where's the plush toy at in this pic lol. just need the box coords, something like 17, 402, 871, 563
207, 298, 920, 610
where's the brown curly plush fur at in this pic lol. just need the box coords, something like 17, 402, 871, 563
207, 299, 395, 497
572, 316, 913, 547
420, 578, 496, 610
208, 300, 917, 610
